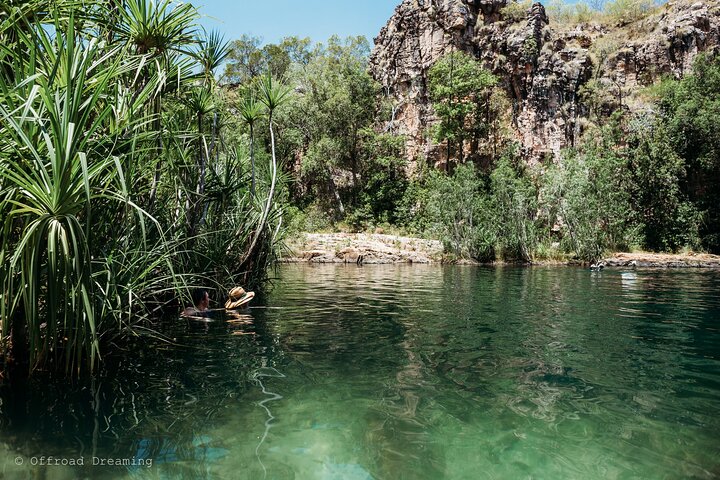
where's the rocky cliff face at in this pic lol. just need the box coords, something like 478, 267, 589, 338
370, 0, 720, 165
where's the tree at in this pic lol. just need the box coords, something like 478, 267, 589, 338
223, 34, 265, 84
0, 1, 287, 378
631, 54, 720, 252
0, 13, 160, 373
289, 36, 379, 216
238, 90, 264, 197
490, 155, 539, 262
419, 164, 495, 261
223, 34, 312, 84
239, 73, 291, 269
427, 51, 498, 166
541, 124, 639, 261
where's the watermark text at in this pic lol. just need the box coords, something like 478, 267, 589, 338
12, 455, 153, 468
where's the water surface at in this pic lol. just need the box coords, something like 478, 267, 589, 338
1, 265, 719, 479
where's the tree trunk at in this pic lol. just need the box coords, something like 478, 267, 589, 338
200, 112, 218, 227
250, 122, 256, 197
190, 112, 205, 237
6, 303, 29, 381
328, 175, 345, 216
240, 113, 278, 267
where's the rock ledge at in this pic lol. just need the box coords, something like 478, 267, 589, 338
601, 252, 720, 268
283, 233, 444, 264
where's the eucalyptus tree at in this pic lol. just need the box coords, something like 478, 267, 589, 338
428, 51, 498, 166
288, 36, 378, 214
223, 34, 265, 84
223, 34, 313, 84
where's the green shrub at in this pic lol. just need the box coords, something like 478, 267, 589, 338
500, 0, 532, 23
628, 123, 702, 251
548, 0, 603, 25
285, 204, 333, 233
489, 155, 539, 262
630, 55, 720, 253
409, 165, 495, 261
604, 0, 656, 24
540, 126, 640, 261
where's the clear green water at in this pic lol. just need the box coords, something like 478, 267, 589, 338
1, 265, 719, 479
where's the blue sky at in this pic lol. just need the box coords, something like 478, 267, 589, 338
196, 0, 402, 46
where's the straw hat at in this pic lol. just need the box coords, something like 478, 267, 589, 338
225, 287, 255, 310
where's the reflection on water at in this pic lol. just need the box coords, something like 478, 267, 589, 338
1, 265, 720, 479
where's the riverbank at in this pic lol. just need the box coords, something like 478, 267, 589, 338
283, 233, 720, 268
282, 233, 444, 264
600, 252, 720, 268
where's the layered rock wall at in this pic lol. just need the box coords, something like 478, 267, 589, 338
370, 0, 720, 165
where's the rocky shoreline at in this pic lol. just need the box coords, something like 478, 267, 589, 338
599, 252, 720, 269
283, 233, 720, 268
282, 233, 444, 264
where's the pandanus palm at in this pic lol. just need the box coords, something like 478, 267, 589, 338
238, 90, 263, 197
0, 15, 155, 374
239, 73, 291, 267
112, 0, 198, 207
194, 29, 230, 87
182, 86, 215, 235
193, 29, 229, 224
112, 0, 197, 56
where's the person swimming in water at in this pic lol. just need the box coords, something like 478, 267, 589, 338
182, 288, 211, 317
182, 287, 256, 319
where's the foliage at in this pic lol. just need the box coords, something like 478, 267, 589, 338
631, 54, 720, 252
347, 132, 409, 230
0, 14, 156, 373
413, 165, 495, 261
278, 36, 390, 222
223, 34, 312, 84
579, 78, 620, 121
522, 37, 540, 61
540, 124, 640, 261
500, 1, 532, 23
403, 152, 539, 262
604, 0, 656, 25
547, 0, 601, 25
627, 120, 701, 251
427, 51, 498, 164
0, 1, 287, 376
489, 155, 539, 262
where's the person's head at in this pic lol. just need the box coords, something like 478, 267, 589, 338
191, 288, 210, 311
